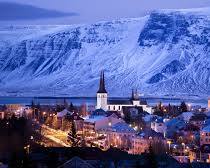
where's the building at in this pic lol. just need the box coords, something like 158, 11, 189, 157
200, 125, 210, 146
99, 122, 136, 150
96, 71, 108, 111
129, 136, 149, 154
56, 109, 72, 129
208, 98, 210, 111
189, 113, 207, 129
96, 71, 153, 114
0, 112, 5, 119
189, 145, 210, 163
151, 118, 167, 136
83, 113, 122, 137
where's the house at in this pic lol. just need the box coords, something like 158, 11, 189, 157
189, 113, 207, 129
83, 113, 122, 137
56, 109, 72, 129
177, 112, 194, 122
189, 145, 210, 163
129, 136, 149, 155
200, 125, 210, 146
99, 122, 136, 150
0, 112, 4, 119
96, 71, 153, 114
151, 118, 167, 136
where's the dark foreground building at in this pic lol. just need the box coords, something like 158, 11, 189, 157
22, 147, 182, 168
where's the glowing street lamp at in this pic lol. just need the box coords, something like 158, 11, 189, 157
134, 126, 138, 131
167, 140, 172, 151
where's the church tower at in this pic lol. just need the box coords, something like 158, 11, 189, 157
131, 89, 140, 106
96, 71, 108, 111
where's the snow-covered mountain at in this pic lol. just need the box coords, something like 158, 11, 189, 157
0, 8, 210, 97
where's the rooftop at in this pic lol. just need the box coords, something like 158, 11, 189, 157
108, 99, 132, 105
57, 109, 72, 118
202, 125, 210, 132
101, 122, 136, 133
84, 115, 107, 123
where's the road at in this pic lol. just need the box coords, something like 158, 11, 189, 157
40, 124, 71, 147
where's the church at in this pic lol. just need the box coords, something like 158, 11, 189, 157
96, 71, 153, 114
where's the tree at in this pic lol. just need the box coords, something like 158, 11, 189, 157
62, 118, 71, 131
123, 110, 131, 124
68, 121, 78, 147
157, 101, 163, 111
45, 116, 53, 127
52, 116, 58, 129
56, 104, 64, 112
63, 98, 69, 109
180, 101, 188, 113
154, 102, 164, 117
147, 144, 158, 168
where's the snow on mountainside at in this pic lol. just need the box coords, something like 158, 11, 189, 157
0, 8, 210, 97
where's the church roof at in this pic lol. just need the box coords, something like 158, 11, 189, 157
97, 71, 107, 93
108, 99, 132, 105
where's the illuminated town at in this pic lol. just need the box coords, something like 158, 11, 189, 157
0, 72, 210, 167
1, 1, 210, 168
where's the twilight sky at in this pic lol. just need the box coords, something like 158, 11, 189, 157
0, 0, 210, 25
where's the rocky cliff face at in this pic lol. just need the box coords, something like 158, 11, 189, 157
0, 8, 210, 97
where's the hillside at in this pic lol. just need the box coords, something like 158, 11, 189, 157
0, 8, 210, 97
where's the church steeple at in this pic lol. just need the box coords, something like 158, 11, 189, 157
131, 89, 135, 100
97, 71, 107, 93
131, 89, 139, 101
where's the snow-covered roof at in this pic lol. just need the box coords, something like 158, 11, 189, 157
143, 115, 153, 122
202, 125, 210, 132
165, 118, 186, 130
85, 115, 106, 123
57, 109, 71, 118
110, 122, 136, 133
180, 112, 194, 118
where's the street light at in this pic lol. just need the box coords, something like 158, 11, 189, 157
167, 140, 172, 152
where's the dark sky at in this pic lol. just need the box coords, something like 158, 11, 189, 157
0, 0, 210, 25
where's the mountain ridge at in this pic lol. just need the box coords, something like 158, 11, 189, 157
0, 8, 209, 98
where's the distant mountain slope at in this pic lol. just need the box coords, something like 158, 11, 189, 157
0, 8, 209, 97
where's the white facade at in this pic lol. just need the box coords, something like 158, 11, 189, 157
151, 121, 166, 135
84, 113, 122, 131
95, 72, 153, 114
96, 93, 108, 111
107, 103, 153, 114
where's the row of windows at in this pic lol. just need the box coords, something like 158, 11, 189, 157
201, 138, 210, 142
133, 142, 144, 145
108, 106, 121, 111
